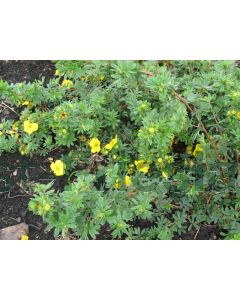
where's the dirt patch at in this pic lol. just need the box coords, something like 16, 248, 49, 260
0, 60, 57, 239
176, 225, 220, 240
0, 60, 55, 84
0, 152, 61, 239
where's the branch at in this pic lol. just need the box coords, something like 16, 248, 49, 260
0, 101, 19, 117
173, 91, 227, 183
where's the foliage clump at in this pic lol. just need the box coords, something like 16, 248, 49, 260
0, 60, 240, 239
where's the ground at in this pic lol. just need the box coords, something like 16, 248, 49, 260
0, 60, 220, 240
0, 61, 56, 239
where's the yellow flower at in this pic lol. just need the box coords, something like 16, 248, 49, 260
236, 112, 240, 120
62, 79, 73, 88
140, 102, 149, 112
165, 155, 174, 164
231, 91, 240, 98
50, 160, 65, 176
127, 164, 134, 174
21, 235, 29, 240
193, 144, 203, 157
89, 138, 101, 153
105, 135, 118, 151
80, 135, 87, 142
60, 111, 67, 118
227, 110, 236, 116
44, 203, 51, 212
19, 144, 28, 155
23, 120, 38, 135
55, 69, 60, 76
148, 127, 156, 134
113, 154, 117, 160
8, 123, 19, 138
157, 158, 165, 168
21, 100, 33, 109
186, 145, 193, 155
162, 171, 168, 179
124, 175, 132, 188
134, 160, 150, 174
99, 75, 105, 81
8, 130, 15, 137
114, 179, 121, 189
101, 148, 109, 155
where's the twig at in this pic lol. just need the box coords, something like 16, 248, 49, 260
0, 101, 20, 117
16, 182, 32, 196
142, 70, 154, 77
194, 227, 200, 240
7, 191, 29, 199
140, 69, 227, 183
173, 91, 227, 183
28, 223, 41, 230
173, 92, 217, 151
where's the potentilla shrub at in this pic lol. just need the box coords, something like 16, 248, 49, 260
0, 60, 239, 239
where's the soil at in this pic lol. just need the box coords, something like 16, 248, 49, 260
0, 60, 56, 239
0, 60, 55, 84
0, 60, 221, 240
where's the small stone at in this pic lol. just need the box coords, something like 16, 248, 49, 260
12, 169, 18, 176
0, 223, 29, 240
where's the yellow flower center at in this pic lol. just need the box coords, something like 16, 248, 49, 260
148, 127, 156, 134
44, 203, 51, 212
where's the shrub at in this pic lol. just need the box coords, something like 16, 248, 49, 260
0, 60, 240, 239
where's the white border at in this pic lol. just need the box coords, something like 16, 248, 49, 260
0, 0, 240, 59
1, 241, 240, 299
1, 0, 240, 299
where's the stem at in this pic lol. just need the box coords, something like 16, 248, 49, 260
140, 68, 227, 183
173, 91, 227, 183
0, 101, 20, 117
173, 91, 220, 160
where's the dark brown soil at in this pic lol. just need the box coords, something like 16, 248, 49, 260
0, 60, 57, 239
176, 225, 220, 240
0, 153, 56, 239
0, 60, 55, 84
